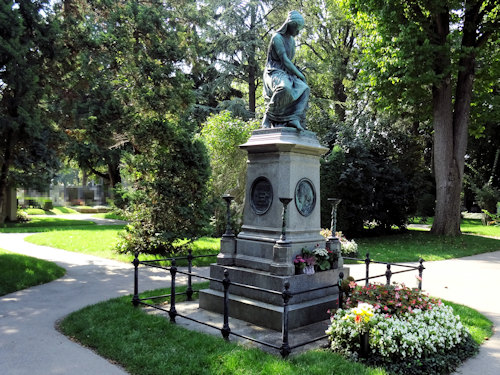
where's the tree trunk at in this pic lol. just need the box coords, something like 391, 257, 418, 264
431, 4, 478, 236
431, 78, 462, 236
0, 129, 14, 225
108, 161, 122, 188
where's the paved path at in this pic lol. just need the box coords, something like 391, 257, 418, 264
0, 232, 208, 375
347, 252, 500, 375
1, 227, 499, 374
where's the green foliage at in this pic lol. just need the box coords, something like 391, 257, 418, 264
474, 184, 500, 213
321, 120, 428, 235
57, 0, 195, 186
199, 111, 259, 235
0, 249, 65, 296
118, 119, 211, 256
0, 0, 62, 222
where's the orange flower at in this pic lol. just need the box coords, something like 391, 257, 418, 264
355, 314, 362, 324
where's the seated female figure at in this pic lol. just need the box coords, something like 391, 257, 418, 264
262, 11, 309, 130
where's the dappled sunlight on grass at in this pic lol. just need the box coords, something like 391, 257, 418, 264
0, 249, 66, 295
356, 231, 500, 263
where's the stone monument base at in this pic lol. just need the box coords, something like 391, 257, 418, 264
199, 264, 349, 331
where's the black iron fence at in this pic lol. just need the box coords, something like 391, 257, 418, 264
338, 253, 425, 307
132, 251, 425, 358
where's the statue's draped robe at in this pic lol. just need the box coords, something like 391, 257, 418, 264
263, 33, 309, 125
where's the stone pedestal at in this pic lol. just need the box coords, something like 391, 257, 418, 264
199, 127, 349, 330
235, 128, 328, 272
199, 264, 349, 330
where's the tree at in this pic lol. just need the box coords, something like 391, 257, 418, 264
320, 117, 427, 235
56, 0, 195, 187
0, 0, 62, 223
292, 0, 359, 144
199, 111, 259, 235
351, 0, 500, 235
117, 119, 211, 256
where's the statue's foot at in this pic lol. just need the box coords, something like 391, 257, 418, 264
288, 119, 304, 131
262, 115, 271, 128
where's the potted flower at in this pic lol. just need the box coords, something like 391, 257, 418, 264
293, 255, 306, 274
303, 255, 316, 274
300, 249, 317, 274
312, 246, 331, 271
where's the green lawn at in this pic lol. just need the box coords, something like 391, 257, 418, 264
92, 212, 127, 220
355, 231, 500, 263
25, 226, 220, 265
25, 225, 129, 261
0, 248, 66, 295
461, 219, 500, 237
21, 206, 79, 215
444, 300, 493, 344
59, 285, 387, 375
0, 217, 96, 233
59, 285, 492, 375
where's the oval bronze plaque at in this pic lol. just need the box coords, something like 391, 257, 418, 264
295, 178, 316, 217
250, 177, 273, 215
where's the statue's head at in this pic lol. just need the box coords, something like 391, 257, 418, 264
277, 11, 304, 36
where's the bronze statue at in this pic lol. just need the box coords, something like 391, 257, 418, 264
262, 11, 309, 131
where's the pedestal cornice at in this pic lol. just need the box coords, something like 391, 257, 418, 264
240, 128, 328, 156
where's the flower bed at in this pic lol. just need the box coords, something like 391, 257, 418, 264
326, 283, 478, 374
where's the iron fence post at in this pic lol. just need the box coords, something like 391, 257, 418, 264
418, 258, 425, 290
280, 280, 292, 358
338, 271, 344, 308
221, 269, 231, 340
222, 195, 235, 237
187, 249, 193, 301
364, 253, 370, 286
169, 259, 177, 323
385, 264, 392, 286
132, 251, 139, 307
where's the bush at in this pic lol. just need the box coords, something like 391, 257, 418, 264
16, 210, 30, 222
198, 111, 259, 236
42, 200, 53, 210
117, 119, 211, 256
474, 183, 500, 213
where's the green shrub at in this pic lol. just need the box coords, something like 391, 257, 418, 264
43, 200, 53, 210
16, 210, 30, 222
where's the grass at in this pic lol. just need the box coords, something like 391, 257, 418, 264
59, 286, 493, 375
92, 212, 127, 220
355, 231, 500, 263
25, 225, 128, 261
21, 206, 79, 215
59, 285, 387, 375
0, 248, 66, 296
461, 219, 500, 238
0, 217, 96, 233
25, 226, 220, 265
